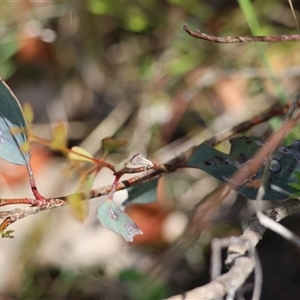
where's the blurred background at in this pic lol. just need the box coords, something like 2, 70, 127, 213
1, 1, 300, 299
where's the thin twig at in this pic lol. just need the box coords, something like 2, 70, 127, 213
205, 101, 293, 147
183, 24, 300, 43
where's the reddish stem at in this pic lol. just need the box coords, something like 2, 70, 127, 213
0, 198, 39, 207
27, 162, 46, 205
107, 175, 121, 200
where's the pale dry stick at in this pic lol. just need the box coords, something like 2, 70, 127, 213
183, 24, 300, 43
257, 211, 300, 247
250, 247, 263, 300
210, 237, 262, 300
226, 199, 300, 267
167, 247, 254, 300
211, 238, 235, 300
166, 199, 300, 300
211, 237, 231, 281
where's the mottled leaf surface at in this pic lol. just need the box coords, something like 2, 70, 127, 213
187, 136, 299, 200
97, 200, 143, 242
123, 178, 158, 206
0, 79, 29, 166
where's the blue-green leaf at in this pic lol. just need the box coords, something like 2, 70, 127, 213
97, 200, 143, 242
187, 136, 299, 200
123, 178, 158, 206
0, 79, 30, 166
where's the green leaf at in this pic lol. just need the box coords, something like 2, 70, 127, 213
287, 182, 300, 190
68, 146, 94, 162
97, 200, 143, 242
123, 178, 158, 206
0, 78, 30, 166
187, 136, 299, 200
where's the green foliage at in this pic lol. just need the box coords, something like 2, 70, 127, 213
1, 229, 14, 238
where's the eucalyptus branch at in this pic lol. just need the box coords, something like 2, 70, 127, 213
183, 24, 300, 43
0, 98, 298, 234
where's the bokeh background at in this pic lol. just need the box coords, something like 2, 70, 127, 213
1, 1, 300, 299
